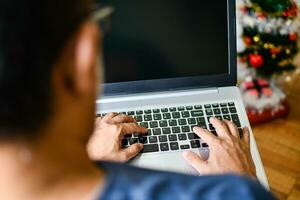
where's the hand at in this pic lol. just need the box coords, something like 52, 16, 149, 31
87, 112, 147, 162
183, 117, 256, 179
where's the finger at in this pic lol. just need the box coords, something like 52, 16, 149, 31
111, 114, 136, 123
182, 151, 208, 174
102, 112, 119, 121
243, 127, 250, 145
210, 117, 231, 139
121, 143, 143, 161
193, 126, 217, 145
119, 123, 148, 137
223, 120, 239, 138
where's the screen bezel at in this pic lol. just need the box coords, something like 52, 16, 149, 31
101, 0, 236, 96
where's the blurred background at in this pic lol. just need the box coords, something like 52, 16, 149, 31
236, 0, 300, 200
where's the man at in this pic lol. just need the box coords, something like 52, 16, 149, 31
0, 0, 275, 199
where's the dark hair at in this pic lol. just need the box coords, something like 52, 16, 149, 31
0, 0, 91, 138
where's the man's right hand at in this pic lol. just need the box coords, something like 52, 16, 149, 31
183, 117, 257, 179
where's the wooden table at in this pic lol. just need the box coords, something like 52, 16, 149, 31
252, 73, 300, 200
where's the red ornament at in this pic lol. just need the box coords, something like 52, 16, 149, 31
283, 4, 298, 17
244, 36, 252, 46
270, 47, 281, 55
289, 33, 298, 41
249, 53, 264, 68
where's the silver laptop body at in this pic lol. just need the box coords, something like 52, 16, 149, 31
96, 0, 269, 188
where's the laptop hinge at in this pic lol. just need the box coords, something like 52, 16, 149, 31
98, 87, 219, 103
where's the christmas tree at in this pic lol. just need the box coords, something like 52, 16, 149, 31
236, 0, 300, 124
238, 0, 299, 78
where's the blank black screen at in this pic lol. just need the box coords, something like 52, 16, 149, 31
102, 0, 229, 83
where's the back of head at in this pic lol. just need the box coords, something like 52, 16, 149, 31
0, 0, 91, 138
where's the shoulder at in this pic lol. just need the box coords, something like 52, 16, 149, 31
97, 161, 275, 200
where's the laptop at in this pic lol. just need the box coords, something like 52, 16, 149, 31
96, 0, 269, 188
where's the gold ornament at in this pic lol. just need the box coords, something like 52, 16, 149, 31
263, 43, 269, 49
253, 35, 260, 43
285, 49, 291, 55
271, 54, 276, 59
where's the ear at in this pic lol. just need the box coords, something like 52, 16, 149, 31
73, 22, 100, 97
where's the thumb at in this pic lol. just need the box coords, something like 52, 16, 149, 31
182, 151, 208, 174
121, 143, 143, 162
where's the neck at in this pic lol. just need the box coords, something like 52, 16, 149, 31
0, 131, 104, 200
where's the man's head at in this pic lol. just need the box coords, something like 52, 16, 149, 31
0, 0, 102, 142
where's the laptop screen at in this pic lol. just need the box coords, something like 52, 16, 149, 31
102, 0, 229, 84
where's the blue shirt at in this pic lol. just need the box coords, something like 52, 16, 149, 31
97, 162, 275, 200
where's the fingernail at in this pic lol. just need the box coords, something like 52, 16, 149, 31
193, 126, 201, 132
209, 117, 215, 123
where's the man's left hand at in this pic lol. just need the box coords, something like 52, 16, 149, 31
87, 112, 147, 162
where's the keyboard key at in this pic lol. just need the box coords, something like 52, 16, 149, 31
202, 143, 209, 147
129, 138, 138, 145
197, 117, 206, 124
212, 103, 219, 108
194, 105, 202, 109
135, 115, 143, 122
170, 142, 179, 150
229, 107, 237, 113
223, 115, 231, 120
163, 113, 171, 119
160, 143, 169, 151
138, 137, 147, 144
180, 145, 190, 150
122, 139, 128, 146
204, 104, 211, 108
153, 109, 160, 113
231, 114, 241, 127
172, 127, 181, 133
220, 103, 227, 107
168, 120, 177, 126
178, 133, 187, 140
181, 126, 190, 132
144, 110, 152, 114
213, 109, 221, 115
190, 140, 201, 148
181, 111, 190, 118
127, 111, 135, 115
205, 109, 213, 115
142, 144, 159, 153
149, 136, 158, 143
188, 118, 196, 125
140, 122, 149, 128
228, 102, 235, 106
162, 127, 171, 134
144, 115, 153, 121
159, 135, 167, 142
146, 129, 152, 136
169, 107, 177, 112
161, 108, 168, 113
150, 121, 158, 128
178, 119, 187, 125
159, 120, 168, 127
188, 133, 200, 139
221, 108, 229, 114
153, 114, 162, 120
191, 110, 204, 117
186, 106, 193, 110
136, 110, 143, 115
177, 106, 185, 111
168, 134, 177, 141
215, 115, 223, 120
172, 112, 181, 119
153, 128, 162, 135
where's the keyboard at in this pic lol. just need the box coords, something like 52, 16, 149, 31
97, 102, 243, 154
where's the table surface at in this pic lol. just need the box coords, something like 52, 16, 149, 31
252, 73, 300, 200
